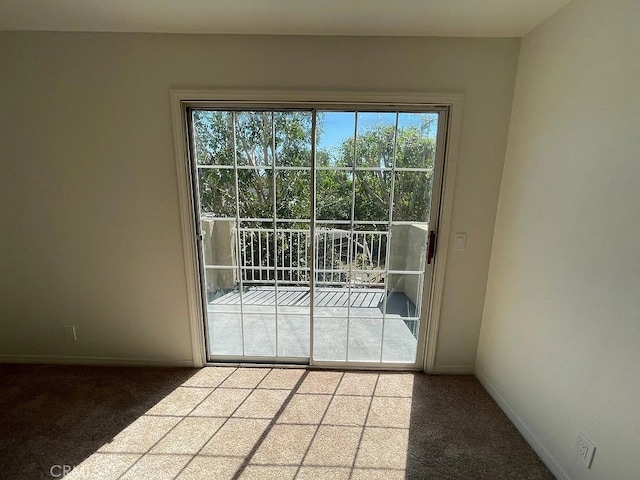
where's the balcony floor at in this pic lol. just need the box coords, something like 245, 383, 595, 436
207, 286, 418, 363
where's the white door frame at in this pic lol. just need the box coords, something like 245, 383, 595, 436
169, 89, 463, 372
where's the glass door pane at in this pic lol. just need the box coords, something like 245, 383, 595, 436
192, 109, 312, 361
273, 111, 313, 358
313, 112, 355, 361
312, 110, 440, 365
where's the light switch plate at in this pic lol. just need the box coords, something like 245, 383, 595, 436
453, 233, 467, 251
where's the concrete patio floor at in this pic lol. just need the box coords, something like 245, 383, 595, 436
207, 287, 418, 363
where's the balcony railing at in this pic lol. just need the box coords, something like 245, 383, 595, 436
238, 228, 387, 287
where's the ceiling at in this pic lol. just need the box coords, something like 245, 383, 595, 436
0, 0, 572, 37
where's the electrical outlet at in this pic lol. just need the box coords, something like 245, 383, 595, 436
576, 432, 595, 468
64, 325, 77, 341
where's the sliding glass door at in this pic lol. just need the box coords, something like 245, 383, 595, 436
189, 105, 447, 368
191, 110, 313, 360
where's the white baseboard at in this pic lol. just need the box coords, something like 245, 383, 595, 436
475, 371, 570, 480
0, 354, 196, 368
430, 364, 474, 374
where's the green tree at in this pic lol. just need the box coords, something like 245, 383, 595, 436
331, 121, 436, 223
193, 110, 312, 221
194, 110, 435, 225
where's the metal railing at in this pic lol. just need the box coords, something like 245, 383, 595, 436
238, 227, 387, 286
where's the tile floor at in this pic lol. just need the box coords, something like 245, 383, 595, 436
66, 368, 414, 480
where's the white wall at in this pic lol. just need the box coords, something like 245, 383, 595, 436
0, 33, 519, 368
476, 0, 640, 478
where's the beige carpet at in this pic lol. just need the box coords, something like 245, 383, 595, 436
0, 365, 554, 479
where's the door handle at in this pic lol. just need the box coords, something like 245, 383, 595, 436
426, 230, 436, 265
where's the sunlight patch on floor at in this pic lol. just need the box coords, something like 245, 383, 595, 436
65, 367, 414, 480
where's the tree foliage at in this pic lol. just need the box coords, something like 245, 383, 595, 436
194, 110, 313, 221
193, 110, 436, 226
